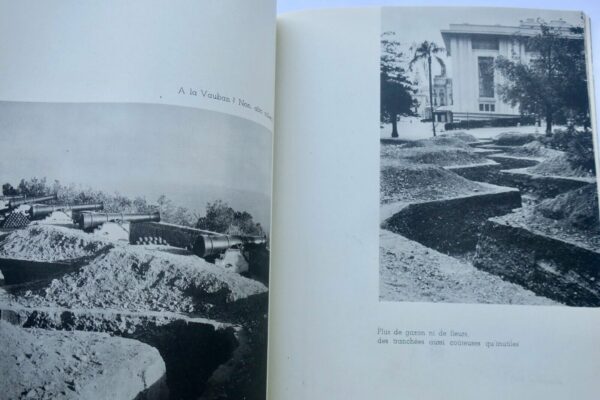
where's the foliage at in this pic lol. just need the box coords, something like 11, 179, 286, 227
1, 178, 265, 232
495, 22, 589, 134
2, 183, 18, 196
380, 31, 416, 138
409, 41, 446, 137
444, 116, 537, 131
541, 127, 596, 173
196, 200, 265, 236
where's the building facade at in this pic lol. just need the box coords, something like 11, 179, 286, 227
441, 19, 574, 122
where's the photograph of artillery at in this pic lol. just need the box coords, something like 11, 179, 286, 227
0, 102, 272, 400
379, 8, 600, 307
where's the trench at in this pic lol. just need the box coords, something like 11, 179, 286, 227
382, 188, 522, 256
1, 304, 242, 400
0, 255, 253, 400
382, 143, 599, 305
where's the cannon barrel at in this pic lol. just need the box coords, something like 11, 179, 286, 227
78, 211, 160, 230
193, 234, 267, 258
29, 203, 104, 219
8, 194, 57, 208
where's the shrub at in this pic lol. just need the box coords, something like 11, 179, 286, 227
542, 127, 596, 173
196, 200, 265, 236
444, 116, 536, 131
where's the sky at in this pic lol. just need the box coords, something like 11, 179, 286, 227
0, 102, 272, 227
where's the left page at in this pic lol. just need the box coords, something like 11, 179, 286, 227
0, 1, 275, 399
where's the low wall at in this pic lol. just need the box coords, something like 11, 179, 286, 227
445, 164, 502, 183
1, 306, 239, 400
383, 189, 521, 255
487, 155, 540, 169
473, 220, 600, 306
498, 171, 591, 198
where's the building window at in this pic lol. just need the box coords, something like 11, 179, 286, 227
478, 57, 495, 98
472, 36, 499, 50
490, 104, 495, 112
479, 104, 484, 111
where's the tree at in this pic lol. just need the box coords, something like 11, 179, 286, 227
2, 183, 18, 196
495, 22, 589, 134
380, 32, 416, 138
409, 41, 446, 137
196, 200, 264, 236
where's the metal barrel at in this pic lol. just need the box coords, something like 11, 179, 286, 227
78, 211, 160, 230
29, 203, 104, 219
193, 234, 267, 258
0, 195, 24, 200
8, 194, 58, 209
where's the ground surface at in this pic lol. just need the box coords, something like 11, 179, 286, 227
380, 119, 552, 140
1, 225, 267, 314
379, 230, 557, 305
0, 222, 270, 399
380, 123, 598, 305
380, 164, 496, 205
0, 320, 167, 400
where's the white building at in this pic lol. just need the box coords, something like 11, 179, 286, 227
441, 19, 575, 122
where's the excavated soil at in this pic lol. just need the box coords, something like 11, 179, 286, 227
380, 164, 495, 205
379, 230, 556, 305
528, 153, 596, 178
380, 129, 599, 306
0, 320, 167, 400
0, 223, 270, 399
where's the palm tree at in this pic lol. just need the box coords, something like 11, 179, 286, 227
409, 41, 446, 137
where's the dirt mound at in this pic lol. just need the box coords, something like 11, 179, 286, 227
0, 225, 113, 262
439, 131, 477, 142
528, 153, 595, 178
495, 132, 540, 146
381, 164, 490, 204
400, 148, 488, 167
536, 184, 600, 232
23, 245, 268, 313
396, 135, 473, 149
0, 320, 167, 400
510, 140, 563, 158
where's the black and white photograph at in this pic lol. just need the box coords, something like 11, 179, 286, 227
0, 102, 272, 399
379, 8, 600, 307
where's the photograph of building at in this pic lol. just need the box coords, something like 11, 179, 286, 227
441, 18, 579, 122
380, 8, 599, 307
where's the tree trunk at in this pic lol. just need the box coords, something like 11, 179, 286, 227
391, 115, 398, 138
545, 109, 553, 135
428, 56, 436, 137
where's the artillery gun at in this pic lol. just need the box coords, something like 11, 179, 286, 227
76, 211, 161, 231
129, 221, 267, 262
194, 234, 267, 258
0, 194, 58, 229
28, 203, 104, 220
1, 194, 57, 213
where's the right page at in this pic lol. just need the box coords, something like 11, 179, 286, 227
270, 6, 600, 399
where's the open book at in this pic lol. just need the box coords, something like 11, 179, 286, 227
0, 2, 599, 399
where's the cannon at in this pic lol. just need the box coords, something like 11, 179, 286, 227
129, 221, 267, 259
0, 194, 58, 229
28, 203, 104, 220
77, 211, 160, 230
193, 234, 267, 258
7, 194, 58, 209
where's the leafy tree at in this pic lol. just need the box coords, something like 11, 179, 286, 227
495, 23, 589, 134
409, 41, 446, 137
381, 32, 416, 138
196, 200, 264, 236
17, 177, 48, 197
2, 183, 18, 196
